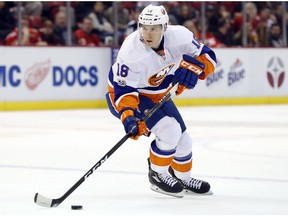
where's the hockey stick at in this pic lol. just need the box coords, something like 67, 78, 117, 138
34, 83, 178, 208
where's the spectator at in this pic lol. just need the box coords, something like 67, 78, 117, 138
256, 21, 268, 47
74, 16, 100, 46
45, 2, 77, 27
125, 7, 142, 37
213, 18, 233, 47
273, 3, 288, 45
88, 2, 114, 43
5, 15, 42, 46
23, 2, 43, 34
74, 2, 95, 23
196, 19, 223, 48
256, 6, 276, 46
52, 10, 66, 45
274, 3, 284, 25
206, 4, 219, 34
2, 2, 287, 48
174, 3, 198, 25
52, 10, 75, 45
247, 22, 260, 47
233, 21, 259, 47
105, 2, 130, 43
259, 6, 275, 28
232, 2, 260, 34
245, 2, 261, 27
268, 23, 284, 47
0, 2, 16, 43
38, 18, 57, 45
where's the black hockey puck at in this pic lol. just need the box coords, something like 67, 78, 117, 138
71, 205, 83, 210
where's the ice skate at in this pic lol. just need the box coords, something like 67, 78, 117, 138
168, 166, 213, 195
148, 159, 184, 198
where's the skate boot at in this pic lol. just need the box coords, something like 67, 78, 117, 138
168, 166, 213, 195
148, 158, 184, 198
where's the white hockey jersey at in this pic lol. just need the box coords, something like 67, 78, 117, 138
107, 25, 216, 112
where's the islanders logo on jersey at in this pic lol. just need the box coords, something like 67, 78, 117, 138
148, 64, 174, 86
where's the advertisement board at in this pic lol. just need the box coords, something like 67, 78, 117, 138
0, 47, 111, 102
0, 47, 287, 110
178, 48, 288, 99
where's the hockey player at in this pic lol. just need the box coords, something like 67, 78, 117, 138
106, 5, 217, 198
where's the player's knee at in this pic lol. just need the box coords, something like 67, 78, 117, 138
175, 131, 193, 157
151, 116, 182, 150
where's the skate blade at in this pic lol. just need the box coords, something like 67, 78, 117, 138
184, 189, 213, 195
150, 184, 184, 198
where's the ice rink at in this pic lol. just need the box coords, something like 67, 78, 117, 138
1, 104, 288, 215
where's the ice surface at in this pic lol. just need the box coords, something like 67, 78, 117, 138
1, 105, 288, 215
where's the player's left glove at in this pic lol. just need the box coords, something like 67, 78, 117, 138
173, 55, 205, 96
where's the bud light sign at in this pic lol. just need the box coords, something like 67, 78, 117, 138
228, 59, 245, 86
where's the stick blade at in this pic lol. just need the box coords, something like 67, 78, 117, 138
34, 193, 54, 207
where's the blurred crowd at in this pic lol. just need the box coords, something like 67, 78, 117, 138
0, 1, 287, 47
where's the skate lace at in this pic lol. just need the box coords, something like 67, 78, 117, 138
158, 173, 178, 187
183, 178, 202, 189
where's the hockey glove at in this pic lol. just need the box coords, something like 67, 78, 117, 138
173, 55, 205, 96
121, 109, 148, 140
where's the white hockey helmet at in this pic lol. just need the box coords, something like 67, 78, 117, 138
138, 5, 169, 31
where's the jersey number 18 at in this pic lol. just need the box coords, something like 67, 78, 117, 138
116, 63, 129, 77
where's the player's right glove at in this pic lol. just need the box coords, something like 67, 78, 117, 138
121, 108, 148, 140
173, 55, 205, 96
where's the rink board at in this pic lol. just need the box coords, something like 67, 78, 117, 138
0, 47, 288, 110
1, 97, 288, 111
